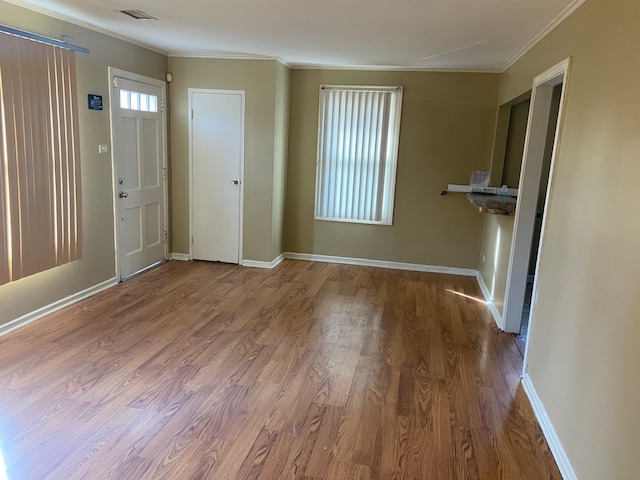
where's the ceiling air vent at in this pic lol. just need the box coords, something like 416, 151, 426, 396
120, 10, 158, 20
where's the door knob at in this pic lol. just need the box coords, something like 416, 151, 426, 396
119, 191, 128, 198
231, 179, 239, 185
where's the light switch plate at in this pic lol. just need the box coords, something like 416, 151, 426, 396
98, 144, 109, 154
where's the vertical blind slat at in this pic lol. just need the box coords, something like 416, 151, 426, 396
375, 94, 389, 220
352, 93, 365, 219
10, 38, 26, 279
60, 47, 71, 263
337, 91, 348, 218
0, 59, 9, 285
361, 92, 374, 220
336, 91, 345, 219
1, 36, 18, 282
369, 92, 382, 220
382, 98, 398, 219
47, 48, 59, 263
318, 89, 328, 217
328, 90, 338, 217
67, 50, 81, 261
345, 92, 356, 219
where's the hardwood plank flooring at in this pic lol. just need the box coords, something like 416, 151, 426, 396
0, 260, 561, 479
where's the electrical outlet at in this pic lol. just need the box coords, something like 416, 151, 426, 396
98, 144, 109, 154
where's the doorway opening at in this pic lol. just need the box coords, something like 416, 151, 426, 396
500, 59, 571, 370
515, 84, 563, 353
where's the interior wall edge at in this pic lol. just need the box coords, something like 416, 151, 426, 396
242, 253, 286, 269
475, 271, 504, 329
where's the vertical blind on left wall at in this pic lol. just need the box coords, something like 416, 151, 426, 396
0, 32, 81, 286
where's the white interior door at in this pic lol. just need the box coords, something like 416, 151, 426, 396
190, 89, 244, 263
110, 71, 167, 280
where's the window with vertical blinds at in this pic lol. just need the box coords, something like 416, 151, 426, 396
0, 32, 81, 286
315, 85, 403, 225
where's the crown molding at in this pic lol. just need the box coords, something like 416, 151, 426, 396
501, 0, 586, 72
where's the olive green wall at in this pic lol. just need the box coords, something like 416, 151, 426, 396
167, 57, 288, 263
0, 1, 167, 329
489, 0, 640, 478
272, 62, 290, 259
478, 215, 513, 316
285, 69, 500, 268
501, 98, 530, 188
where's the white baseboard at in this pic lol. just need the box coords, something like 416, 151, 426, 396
283, 252, 478, 277
242, 253, 285, 269
475, 272, 504, 329
521, 374, 577, 480
172, 251, 287, 268
0, 254, 492, 336
0, 277, 118, 337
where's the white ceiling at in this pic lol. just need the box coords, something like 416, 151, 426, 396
8, 0, 584, 71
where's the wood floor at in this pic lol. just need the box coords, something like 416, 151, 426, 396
0, 260, 561, 479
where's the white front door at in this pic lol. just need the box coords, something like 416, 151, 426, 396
110, 71, 167, 280
190, 90, 244, 263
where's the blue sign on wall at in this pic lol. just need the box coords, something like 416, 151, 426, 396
88, 94, 103, 111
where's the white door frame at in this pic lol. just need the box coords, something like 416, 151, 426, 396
108, 67, 168, 280
188, 88, 245, 262
501, 58, 571, 362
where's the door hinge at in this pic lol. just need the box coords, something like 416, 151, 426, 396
161, 99, 165, 112
191, 109, 194, 119
112, 77, 118, 88
162, 167, 166, 180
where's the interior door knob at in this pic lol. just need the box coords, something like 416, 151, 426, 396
119, 191, 128, 198
231, 179, 239, 185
